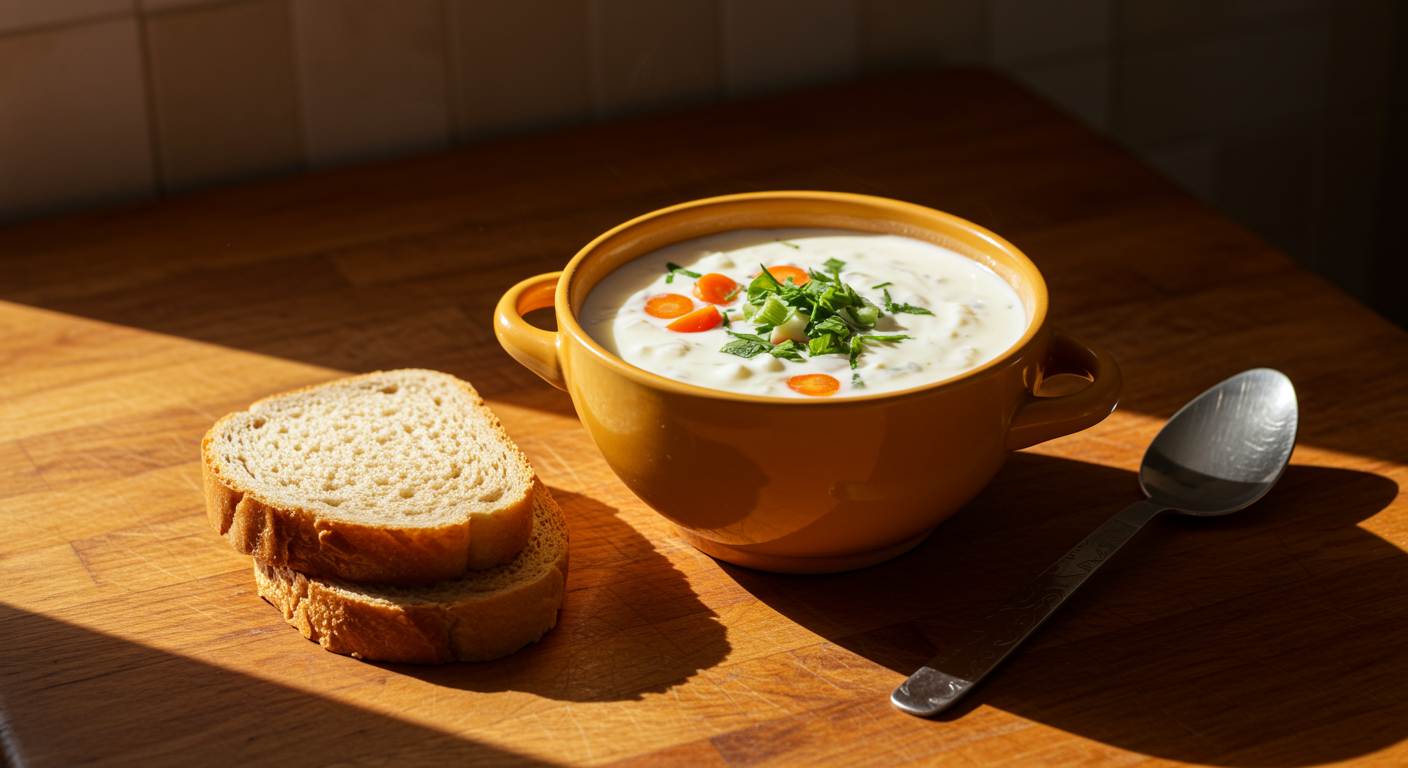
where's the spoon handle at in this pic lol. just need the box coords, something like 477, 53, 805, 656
892, 499, 1164, 717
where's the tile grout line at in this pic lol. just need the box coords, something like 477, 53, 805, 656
280, 0, 309, 172
440, 0, 461, 145
714, 0, 728, 99
587, 0, 605, 120
133, 1, 167, 197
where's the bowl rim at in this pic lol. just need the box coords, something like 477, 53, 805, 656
555, 190, 1049, 405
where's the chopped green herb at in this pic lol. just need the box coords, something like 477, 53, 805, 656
871, 281, 892, 289
720, 329, 772, 359
769, 340, 805, 362
664, 262, 701, 284
720, 338, 770, 358
851, 372, 865, 388
881, 288, 934, 316
718, 263, 915, 367
811, 315, 850, 337
720, 310, 731, 327
808, 334, 843, 356
848, 334, 864, 368
725, 329, 770, 344
777, 240, 801, 250
747, 266, 783, 304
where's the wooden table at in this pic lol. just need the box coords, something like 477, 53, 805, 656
3, 70, 1406, 767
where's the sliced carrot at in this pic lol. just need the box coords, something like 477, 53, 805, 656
645, 293, 695, 319
666, 305, 722, 333
692, 273, 739, 304
787, 373, 841, 397
764, 265, 809, 286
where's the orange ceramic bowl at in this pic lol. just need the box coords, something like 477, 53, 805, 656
495, 192, 1120, 573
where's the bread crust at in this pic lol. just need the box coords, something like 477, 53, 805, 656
203, 370, 534, 585
254, 487, 569, 664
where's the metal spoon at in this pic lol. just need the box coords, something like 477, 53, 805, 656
892, 368, 1298, 717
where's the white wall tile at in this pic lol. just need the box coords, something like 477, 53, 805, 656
0, 0, 130, 34
1212, 115, 1324, 261
1143, 139, 1217, 200
858, 0, 987, 70
1317, 107, 1386, 295
447, 0, 592, 140
992, 0, 1109, 64
144, 0, 303, 191
592, 0, 720, 117
293, 0, 449, 167
1114, 22, 1330, 147
1327, 0, 1396, 112
1115, 0, 1327, 43
1012, 54, 1110, 130
721, 0, 854, 97
0, 18, 153, 221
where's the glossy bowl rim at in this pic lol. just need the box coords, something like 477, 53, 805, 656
555, 190, 1049, 405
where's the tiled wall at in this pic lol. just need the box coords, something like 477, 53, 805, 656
0, 0, 1401, 315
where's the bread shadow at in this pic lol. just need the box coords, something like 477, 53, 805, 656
725, 454, 1407, 766
382, 488, 730, 701
0, 603, 556, 766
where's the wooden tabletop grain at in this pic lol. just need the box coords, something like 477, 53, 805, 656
3, 70, 1406, 767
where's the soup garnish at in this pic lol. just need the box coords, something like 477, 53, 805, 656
714, 260, 914, 388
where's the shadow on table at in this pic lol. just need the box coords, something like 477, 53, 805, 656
725, 453, 1405, 766
386, 488, 731, 702
0, 604, 556, 767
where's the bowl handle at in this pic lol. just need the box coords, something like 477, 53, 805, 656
1006, 330, 1122, 450
494, 272, 565, 391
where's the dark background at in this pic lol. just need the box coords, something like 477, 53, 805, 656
1, 0, 1403, 324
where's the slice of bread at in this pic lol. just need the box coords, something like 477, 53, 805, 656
204, 369, 536, 585
254, 483, 568, 663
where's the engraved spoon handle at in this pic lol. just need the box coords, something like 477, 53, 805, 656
892, 498, 1165, 717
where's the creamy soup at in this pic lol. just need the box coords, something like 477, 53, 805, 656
580, 228, 1027, 398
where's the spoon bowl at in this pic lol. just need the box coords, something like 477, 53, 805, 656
1140, 368, 1299, 515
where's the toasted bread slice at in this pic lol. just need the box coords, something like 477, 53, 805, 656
254, 483, 568, 663
204, 369, 535, 585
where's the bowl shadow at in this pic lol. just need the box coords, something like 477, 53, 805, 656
385, 488, 730, 701
724, 453, 1405, 766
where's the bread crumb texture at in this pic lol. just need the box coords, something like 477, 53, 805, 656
209, 369, 530, 527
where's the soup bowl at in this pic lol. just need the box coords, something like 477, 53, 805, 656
495, 191, 1120, 573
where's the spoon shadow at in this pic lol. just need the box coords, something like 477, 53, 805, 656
725, 454, 1404, 766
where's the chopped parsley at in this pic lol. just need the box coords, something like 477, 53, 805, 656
881, 288, 934, 316
664, 262, 702, 284
777, 240, 801, 250
718, 263, 915, 370
769, 340, 805, 362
